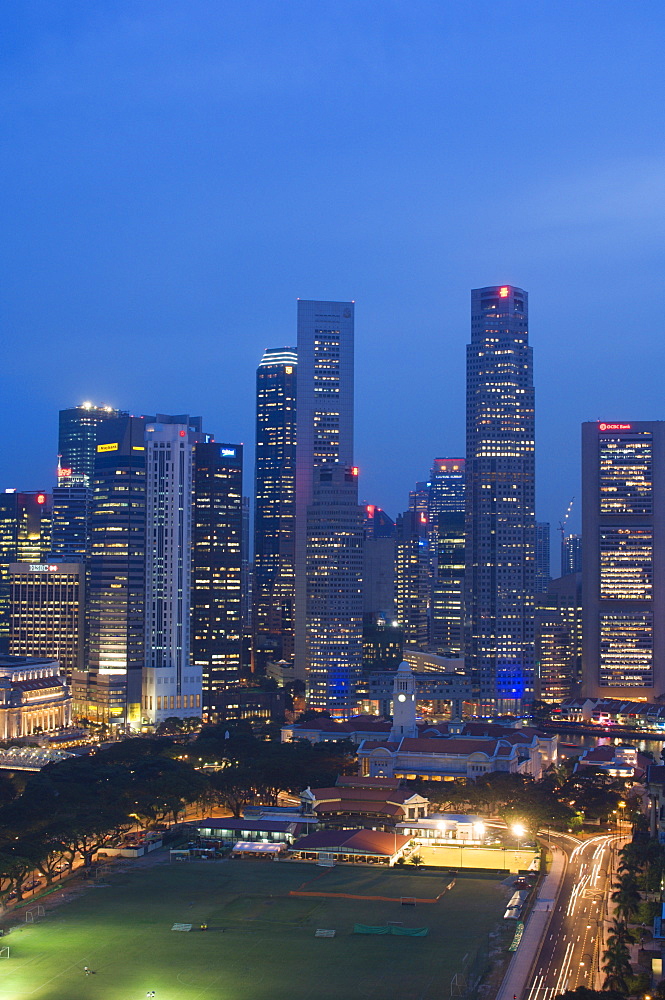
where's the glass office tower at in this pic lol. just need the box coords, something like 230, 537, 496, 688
465, 284, 535, 712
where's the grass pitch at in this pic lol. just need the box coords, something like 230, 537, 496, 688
0, 858, 510, 1000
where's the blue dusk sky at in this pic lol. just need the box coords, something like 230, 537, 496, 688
2, 1, 665, 562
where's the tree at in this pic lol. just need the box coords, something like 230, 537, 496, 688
602, 919, 634, 994
611, 873, 641, 922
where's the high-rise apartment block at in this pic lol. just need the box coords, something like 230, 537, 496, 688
582, 421, 665, 699
192, 441, 243, 717
253, 348, 297, 670
465, 284, 535, 710
142, 416, 204, 725
294, 300, 361, 715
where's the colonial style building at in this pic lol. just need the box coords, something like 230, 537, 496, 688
0, 655, 71, 739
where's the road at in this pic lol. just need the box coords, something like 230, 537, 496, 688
525, 831, 623, 999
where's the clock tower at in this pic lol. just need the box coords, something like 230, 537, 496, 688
390, 661, 417, 739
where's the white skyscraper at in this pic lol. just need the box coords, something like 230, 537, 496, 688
142, 415, 204, 724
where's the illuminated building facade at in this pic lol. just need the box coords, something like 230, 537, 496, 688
428, 459, 465, 656
0, 491, 52, 649
582, 421, 665, 699
294, 300, 361, 714
86, 415, 148, 726
0, 656, 71, 739
535, 522, 551, 593
562, 533, 582, 576
142, 415, 204, 725
253, 347, 297, 670
58, 403, 126, 486
9, 562, 84, 682
50, 480, 89, 560
395, 509, 430, 650
305, 463, 364, 715
535, 572, 582, 703
192, 441, 243, 717
465, 284, 535, 711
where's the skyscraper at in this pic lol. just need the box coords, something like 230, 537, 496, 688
582, 421, 665, 699
535, 572, 582, 703
0, 491, 52, 649
253, 347, 297, 670
9, 561, 84, 682
428, 459, 465, 657
58, 403, 126, 486
395, 508, 430, 649
562, 533, 582, 576
305, 463, 364, 715
142, 415, 204, 725
192, 441, 243, 718
465, 284, 535, 711
86, 414, 148, 726
294, 299, 361, 715
535, 522, 551, 593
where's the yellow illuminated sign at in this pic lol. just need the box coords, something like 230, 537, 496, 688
285, 366, 293, 374
132, 446, 145, 451
97, 443, 119, 453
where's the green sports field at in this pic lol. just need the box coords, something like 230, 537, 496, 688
0, 858, 510, 1000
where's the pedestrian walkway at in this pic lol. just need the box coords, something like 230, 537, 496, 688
496, 845, 567, 1000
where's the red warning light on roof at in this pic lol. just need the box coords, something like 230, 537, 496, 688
599, 423, 632, 431
179, 430, 186, 438
36, 494, 46, 504
499, 286, 509, 298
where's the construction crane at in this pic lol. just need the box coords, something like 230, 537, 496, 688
558, 497, 575, 546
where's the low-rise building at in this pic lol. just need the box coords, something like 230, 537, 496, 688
0, 655, 71, 739
300, 775, 429, 831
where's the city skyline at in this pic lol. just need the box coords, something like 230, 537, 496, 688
2, 3, 665, 546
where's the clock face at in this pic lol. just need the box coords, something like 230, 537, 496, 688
397, 694, 406, 703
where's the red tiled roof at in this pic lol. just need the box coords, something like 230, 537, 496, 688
315, 801, 404, 817
397, 737, 508, 756
336, 776, 401, 789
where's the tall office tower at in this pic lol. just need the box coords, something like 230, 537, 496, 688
0, 492, 52, 650
9, 562, 84, 681
294, 300, 357, 703
535, 522, 551, 593
428, 459, 465, 657
253, 348, 297, 672
305, 463, 364, 715
581, 421, 665, 699
409, 482, 430, 518
192, 442, 243, 718
535, 572, 582, 703
465, 284, 535, 712
562, 533, 582, 576
362, 504, 396, 624
58, 403, 126, 486
142, 415, 204, 725
50, 477, 89, 560
86, 415, 148, 726
395, 509, 431, 649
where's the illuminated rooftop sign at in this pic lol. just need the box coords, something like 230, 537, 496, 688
97, 442, 119, 452
499, 286, 509, 298
599, 423, 632, 431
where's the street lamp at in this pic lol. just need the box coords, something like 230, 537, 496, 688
512, 823, 526, 850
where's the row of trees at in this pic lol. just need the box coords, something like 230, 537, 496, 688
0, 725, 355, 907
601, 831, 665, 996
